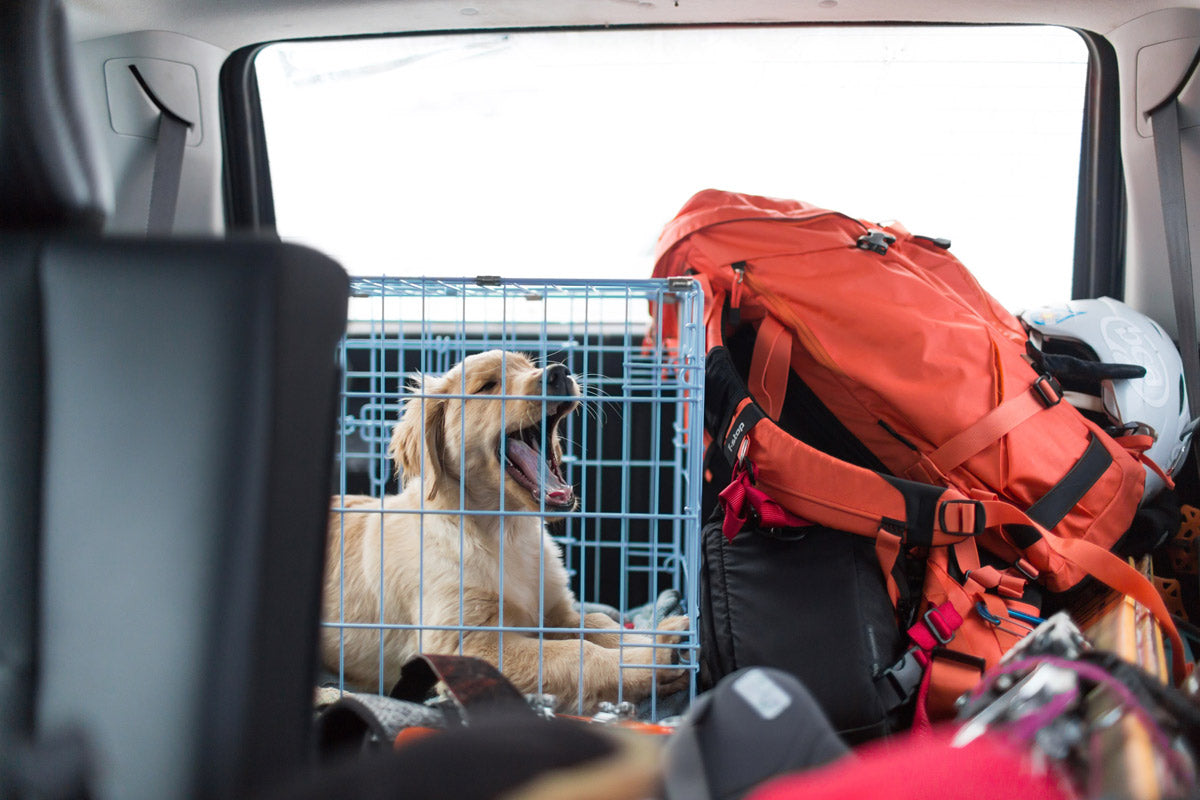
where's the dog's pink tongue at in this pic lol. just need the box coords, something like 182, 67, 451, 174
506, 439, 573, 506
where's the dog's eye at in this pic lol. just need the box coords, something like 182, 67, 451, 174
476, 380, 497, 394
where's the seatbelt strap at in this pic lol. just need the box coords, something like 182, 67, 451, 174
129, 65, 192, 235
1149, 61, 1200, 421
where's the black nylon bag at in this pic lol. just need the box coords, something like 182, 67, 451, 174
699, 516, 910, 743
698, 329, 916, 743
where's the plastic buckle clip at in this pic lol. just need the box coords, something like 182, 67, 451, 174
938, 499, 984, 537
1112, 420, 1157, 440
1032, 373, 1063, 408
1011, 557, 1038, 582
875, 647, 924, 710
736, 435, 752, 475
856, 229, 897, 255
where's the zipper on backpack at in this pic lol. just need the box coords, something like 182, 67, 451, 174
729, 261, 747, 327
877, 419, 920, 452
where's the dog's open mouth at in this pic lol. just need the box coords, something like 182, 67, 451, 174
502, 401, 576, 510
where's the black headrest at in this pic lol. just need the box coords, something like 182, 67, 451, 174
0, 0, 110, 232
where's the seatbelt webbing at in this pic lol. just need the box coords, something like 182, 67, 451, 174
147, 111, 189, 235
128, 65, 192, 235
1151, 95, 1200, 420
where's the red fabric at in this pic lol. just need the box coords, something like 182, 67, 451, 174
907, 602, 963, 654
718, 459, 809, 541
746, 730, 1073, 800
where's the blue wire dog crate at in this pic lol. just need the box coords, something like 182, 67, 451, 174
325, 276, 705, 720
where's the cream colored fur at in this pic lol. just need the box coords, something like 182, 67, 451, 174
321, 350, 686, 711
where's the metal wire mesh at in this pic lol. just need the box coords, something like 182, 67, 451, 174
324, 276, 704, 720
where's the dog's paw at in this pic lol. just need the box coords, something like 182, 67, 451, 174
618, 615, 691, 698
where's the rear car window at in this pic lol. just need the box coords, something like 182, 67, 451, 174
255, 25, 1087, 316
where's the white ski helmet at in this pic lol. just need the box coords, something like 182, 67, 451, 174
1020, 297, 1194, 501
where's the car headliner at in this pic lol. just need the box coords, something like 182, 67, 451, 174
65, 0, 1183, 51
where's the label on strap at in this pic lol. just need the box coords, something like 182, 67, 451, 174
723, 402, 765, 465
732, 669, 793, 720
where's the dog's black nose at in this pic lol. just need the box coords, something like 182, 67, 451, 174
544, 363, 571, 398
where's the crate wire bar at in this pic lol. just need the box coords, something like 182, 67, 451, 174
327, 276, 704, 720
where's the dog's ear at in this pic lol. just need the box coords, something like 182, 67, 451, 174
389, 375, 448, 498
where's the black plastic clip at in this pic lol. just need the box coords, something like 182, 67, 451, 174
874, 647, 925, 710
937, 499, 985, 537
916, 234, 953, 250
856, 229, 897, 255
1032, 373, 1063, 408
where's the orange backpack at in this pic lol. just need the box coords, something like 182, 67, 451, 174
652, 189, 1186, 721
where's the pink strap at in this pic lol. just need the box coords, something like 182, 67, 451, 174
908, 601, 963, 654
718, 455, 810, 541
906, 601, 963, 736
911, 667, 935, 737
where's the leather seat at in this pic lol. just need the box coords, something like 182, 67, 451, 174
0, 2, 349, 798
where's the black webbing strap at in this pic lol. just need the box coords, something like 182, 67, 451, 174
129, 65, 192, 235
880, 474, 953, 547
1028, 434, 1112, 529
389, 653, 531, 720
721, 402, 765, 464
706, 346, 766, 465
1150, 61, 1200, 421
1005, 434, 1114, 550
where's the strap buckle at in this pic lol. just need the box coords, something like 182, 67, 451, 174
856, 229, 897, 255
874, 646, 924, 710
937, 499, 984, 537
1032, 373, 1063, 408
736, 435, 751, 470
1011, 557, 1039, 582
923, 608, 955, 645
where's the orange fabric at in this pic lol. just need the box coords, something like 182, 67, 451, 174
927, 384, 1050, 475
926, 658, 985, 718
918, 551, 1036, 719
874, 529, 904, 607
744, 410, 977, 544
749, 315, 792, 421
981, 500, 1188, 683
656, 189, 1176, 711
655, 189, 1145, 590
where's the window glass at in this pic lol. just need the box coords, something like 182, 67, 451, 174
256, 26, 1087, 315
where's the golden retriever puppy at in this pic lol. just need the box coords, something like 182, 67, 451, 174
322, 350, 687, 711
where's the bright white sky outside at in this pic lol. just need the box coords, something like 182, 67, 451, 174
257, 26, 1087, 321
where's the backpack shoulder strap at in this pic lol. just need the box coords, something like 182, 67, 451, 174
980, 499, 1188, 683
749, 314, 792, 421
707, 346, 982, 547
